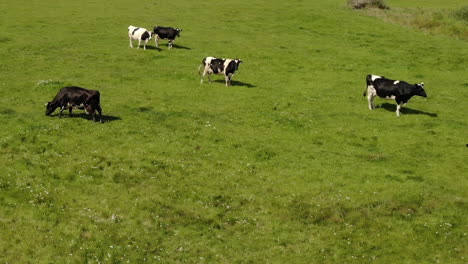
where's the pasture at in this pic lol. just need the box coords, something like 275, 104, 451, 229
0, 0, 467, 262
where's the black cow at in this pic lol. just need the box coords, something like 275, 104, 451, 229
363, 74, 427, 116
199, 56, 243, 87
45, 86, 102, 122
153, 26, 182, 49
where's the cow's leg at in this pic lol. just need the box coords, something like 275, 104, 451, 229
367, 86, 377, 110
129, 36, 134, 48
143, 39, 147, 50
59, 106, 66, 118
96, 106, 103, 123
137, 39, 141, 49
225, 74, 232, 87
155, 35, 159, 48
208, 73, 212, 83
396, 103, 402, 117
68, 107, 73, 116
367, 94, 374, 110
169, 40, 173, 49
395, 98, 403, 117
200, 69, 207, 84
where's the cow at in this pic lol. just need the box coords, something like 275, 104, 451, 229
363, 74, 427, 116
198, 57, 243, 87
128, 25, 153, 50
45, 86, 102, 122
153, 26, 181, 49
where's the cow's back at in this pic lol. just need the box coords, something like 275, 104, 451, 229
58, 86, 99, 104
154, 26, 176, 38
224, 60, 240, 75
372, 78, 397, 97
210, 59, 225, 74
129, 27, 151, 40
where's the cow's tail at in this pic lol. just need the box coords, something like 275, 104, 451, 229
363, 74, 372, 96
197, 64, 203, 76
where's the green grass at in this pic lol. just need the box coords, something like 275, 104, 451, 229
0, 0, 467, 263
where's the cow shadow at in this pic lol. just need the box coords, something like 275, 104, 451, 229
171, 44, 191, 50
379, 103, 438, 117
100, 114, 122, 123
48, 113, 122, 123
156, 43, 191, 50
213, 80, 256, 88
145, 45, 162, 51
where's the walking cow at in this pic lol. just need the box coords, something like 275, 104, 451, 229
128, 25, 153, 50
45, 86, 103, 122
199, 56, 243, 87
364, 74, 427, 116
153, 26, 182, 49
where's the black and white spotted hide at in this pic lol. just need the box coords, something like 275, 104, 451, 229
199, 57, 243, 87
128, 25, 152, 50
364, 74, 427, 116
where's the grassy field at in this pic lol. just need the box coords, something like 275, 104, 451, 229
0, 0, 467, 263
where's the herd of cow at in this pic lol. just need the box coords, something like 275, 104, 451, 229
44, 25, 428, 123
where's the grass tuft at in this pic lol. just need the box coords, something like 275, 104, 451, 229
453, 6, 468, 21
359, 6, 468, 40
347, 0, 389, 10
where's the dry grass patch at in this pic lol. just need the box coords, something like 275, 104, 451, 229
347, 0, 389, 10
357, 6, 468, 40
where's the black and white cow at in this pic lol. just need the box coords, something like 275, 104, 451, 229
128, 25, 153, 50
364, 74, 427, 116
153, 26, 182, 49
45, 86, 102, 122
199, 57, 243, 87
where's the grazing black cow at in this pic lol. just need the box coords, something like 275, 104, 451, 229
153, 26, 182, 49
45, 86, 102, 122
128, 25, 153, 50
363, 74, 427, 116
199, 56, 243, 87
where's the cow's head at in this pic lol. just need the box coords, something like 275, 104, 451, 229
176, 28, 182, 37
83, 103, 94, 115
416, 82, 427, 97
45, 102, 56, 116
83, 96, 98, 114
234, 59, 243, 69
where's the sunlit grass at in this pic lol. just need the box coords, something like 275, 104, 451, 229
0, 0, 467, 263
